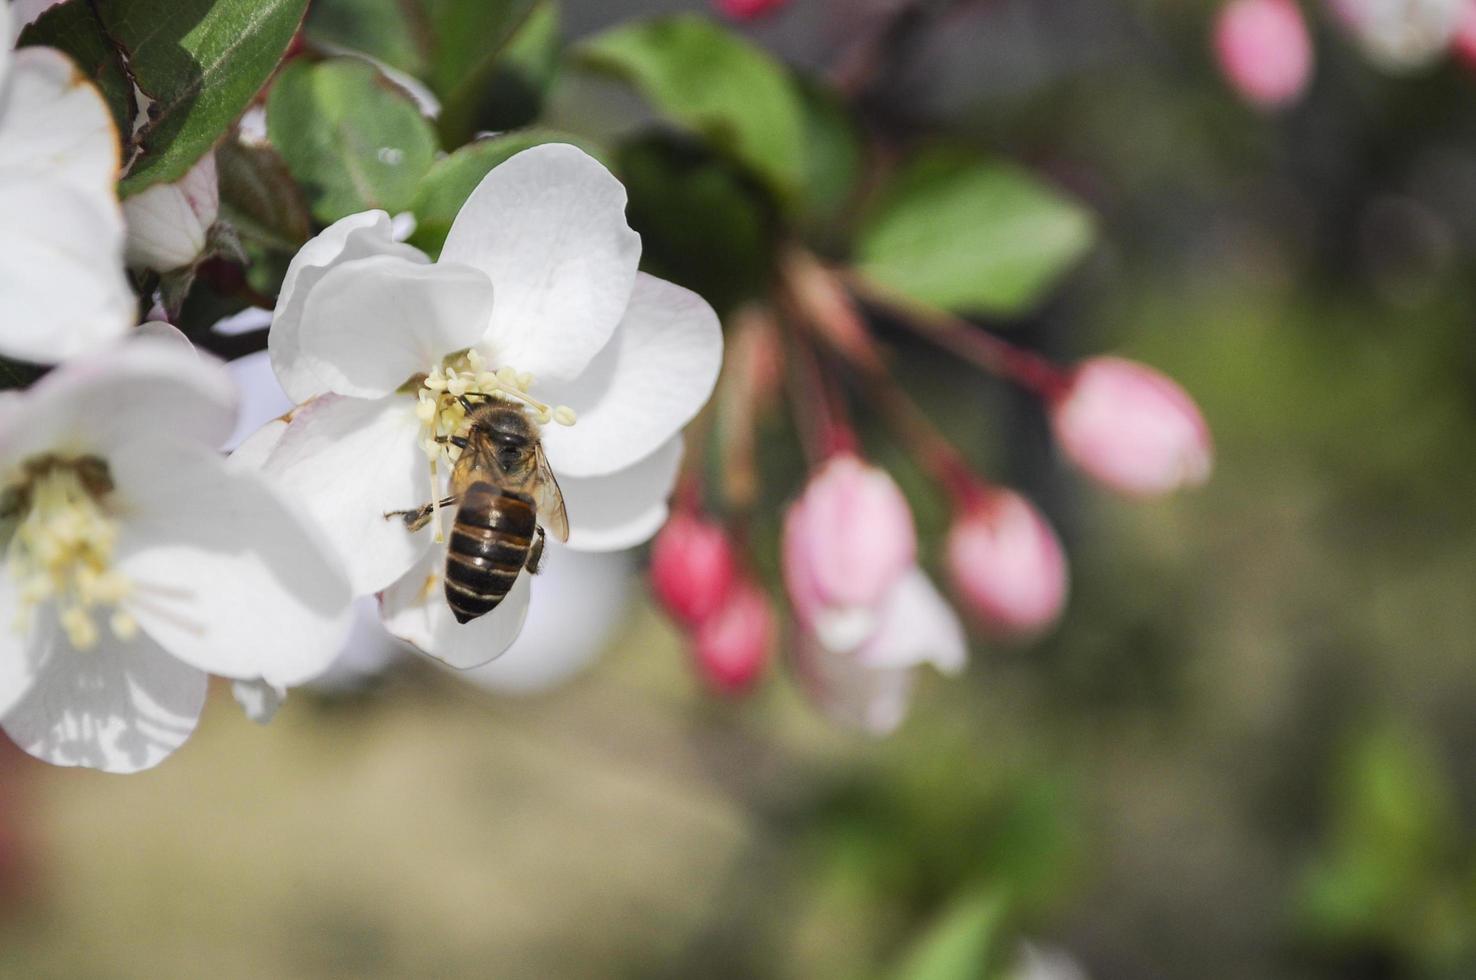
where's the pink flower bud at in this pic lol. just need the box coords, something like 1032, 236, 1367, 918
714, 0, 790, 20
1050, 357, 1213, 497
782, 454, 916, 651
946, 489, 1068, 640
1454, 0, 1476, 67
650, 512, 736, 627
692, 580, 774, 695
1213, 0, 1314, 108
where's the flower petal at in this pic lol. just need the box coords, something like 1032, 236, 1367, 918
1, 629, 207, 773
297, 255, 495, 399
452, 541, 635, 693
441, 144, 641, 383
111, 438, 354, 687
857, 568, 968, 674
0, 338, 236, 469
231, 678, 287, 725
561, 436, 683, 552
257, 394, 434, 596
223, 349, 295, 451
539, 274, 721, 478
793, 631, 916, 737
270, 211, 427, 403
0, 48, 121, 197
379, 547, 532, 669
0, 576, 49, 720
0, 179, 132, 363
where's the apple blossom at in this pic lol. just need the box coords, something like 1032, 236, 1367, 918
946, 488, 1068, 640
1049, 356, 1212, 497
1328, 0, 1464, 70
456, 542, 636, 695
691, 579, 774, 695
0, 4, 134, 363
1214, 0, 1314, 108
0, 339, 353, 772
782, 453, 916, 652
250, 143, 722, 669
122, 151, 220, 273
794, 568, 966, 735
649, 510, 736, 627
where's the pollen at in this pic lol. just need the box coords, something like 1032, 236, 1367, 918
4, 458, 134, 651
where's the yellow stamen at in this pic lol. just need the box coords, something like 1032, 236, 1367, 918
5, 459, 133, 651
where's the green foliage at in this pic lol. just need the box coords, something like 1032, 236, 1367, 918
796, 79, 864, 242
577, 15, 807, 197
857, 149, 1095, 317
406, 130, 600, 258
891, 890, 1010, 980
1295, 724, 1472, 970
304, 0, 544, 145
21, 0, 308, 195
617, 135, 776, 317
267, 59, 438, 225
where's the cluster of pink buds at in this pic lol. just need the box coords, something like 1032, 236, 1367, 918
650, 508, 775, 694
646, 250, 1212, 733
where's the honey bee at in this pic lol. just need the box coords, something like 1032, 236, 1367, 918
387, 395, 569, 624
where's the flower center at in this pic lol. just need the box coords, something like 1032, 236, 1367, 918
409, 349, 577, 540
2, 456, 136, 650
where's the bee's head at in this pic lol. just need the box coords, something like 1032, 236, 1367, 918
466, 400, 536, 470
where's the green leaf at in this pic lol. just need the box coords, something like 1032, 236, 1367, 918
577, 15, 806, 196
216, 139, 312, 252
407, 130, 602, 258
24, 0, 310, 195
796, 78, 863, 242
267, 59, 438, 225
304, 0, 542, 145
617, 135, 776, 317
892, 889, 1010, 980
857, 149, 1096, 317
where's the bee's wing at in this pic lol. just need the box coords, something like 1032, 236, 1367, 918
532, 444, 570, 542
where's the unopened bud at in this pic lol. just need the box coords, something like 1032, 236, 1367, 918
714, 0, 789, 20
1214, 0, 1313, 109
1050, 356, 1212, 497
782, 454, 916, 651
692, 580, 774, 695
650, 511, 736, 627
946, 489, 1068, 640
122, 152, 219, 272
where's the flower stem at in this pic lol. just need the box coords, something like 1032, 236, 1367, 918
841, 272, 1073, 401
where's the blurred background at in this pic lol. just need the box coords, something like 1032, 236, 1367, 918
8, 0, 1476, 977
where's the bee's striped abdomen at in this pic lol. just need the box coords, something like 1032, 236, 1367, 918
444, 482, 535, 624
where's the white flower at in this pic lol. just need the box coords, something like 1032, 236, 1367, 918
0, 4, 133, 363
794, 567, 966, 735
0, 339, 354, 772
122, 151, 219, 273
251, 143, 722, 669
453, 540, 636, 694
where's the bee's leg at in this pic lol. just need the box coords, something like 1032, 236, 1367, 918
434, 435, 469, 450
526, 526, 547, 574
384, 496, 457, 531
